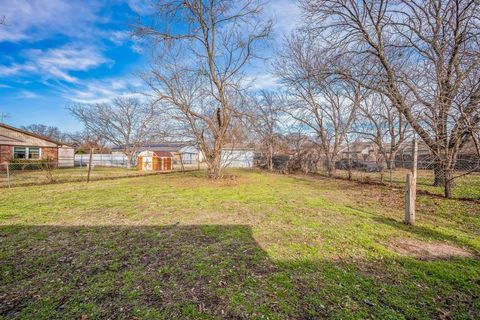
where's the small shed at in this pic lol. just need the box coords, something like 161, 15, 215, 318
137, 151, 173, 171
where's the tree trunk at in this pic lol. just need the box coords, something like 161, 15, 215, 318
444, 169, 454, 198
126, 153, 132, 169
87, 147, 93, 183
326, 158, 336, 177
433, 165, 445, 186
207, 152, 222, 179
388, 158, 394, 185
179, 153, 185, 172
268, 145, 273, 171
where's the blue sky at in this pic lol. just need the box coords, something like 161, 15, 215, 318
0, 0, 300, 132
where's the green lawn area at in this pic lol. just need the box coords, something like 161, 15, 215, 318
0, 170, 479, 319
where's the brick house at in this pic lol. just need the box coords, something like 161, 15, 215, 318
0, 123, 74, 167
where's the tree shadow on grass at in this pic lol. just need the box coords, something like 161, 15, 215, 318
1, 225, 479, 319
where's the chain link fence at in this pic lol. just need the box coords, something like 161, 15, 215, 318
255, 155, 480, 200
0, 159, 202, 188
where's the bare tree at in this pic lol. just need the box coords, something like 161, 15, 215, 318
275, 33, 363, 176
353, 92, 410, 182
68, 97, 159, 169
135, 0, 272, 179
301, 0, 480, 198
248, 90, 282, 170
21, 124, 63, 141
69, 131, 106, 183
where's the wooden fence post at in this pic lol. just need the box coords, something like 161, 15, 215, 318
404, 139, 418, 225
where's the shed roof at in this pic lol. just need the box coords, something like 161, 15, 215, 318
154, 151, 173, 158
138, 150, 173, 158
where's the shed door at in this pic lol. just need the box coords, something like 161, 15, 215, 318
143, 157, 153, 171
166, 158, 172, 170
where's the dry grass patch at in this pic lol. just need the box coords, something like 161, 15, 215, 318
387, 237, 477, 260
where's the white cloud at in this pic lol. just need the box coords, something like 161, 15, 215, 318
244, 73, 281, 90
127, 0, 155, 15
0, 0, 100, 42
106, 30, 132, 46
26, 45, 112, 83
19, 90, 39, 99
0, 64, 23, 76
266, 0, 302, 37
0, 44, 111, 83
63, 76, 147, 104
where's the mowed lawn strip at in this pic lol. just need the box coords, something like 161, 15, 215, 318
0, 170, 479, 319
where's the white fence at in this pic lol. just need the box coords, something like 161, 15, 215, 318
75, 154, 129, 167
221, 149, 254, 168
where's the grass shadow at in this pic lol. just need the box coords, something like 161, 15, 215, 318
1, 224, 479, 319
0, 225, 276, 319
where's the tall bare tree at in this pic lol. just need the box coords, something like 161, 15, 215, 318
135, 0, 271, 179
248, 90, 282, 170
21, 124, 63, 141
276, 33, 363, 176
301, 0, 480, 197
68, 131, 106, 183
353, 92, 410, 181
69, 97, 159, 168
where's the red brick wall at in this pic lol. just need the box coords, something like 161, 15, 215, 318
0, 146, 11, 163
41, 147, 58, 162
0, 146, 58, 163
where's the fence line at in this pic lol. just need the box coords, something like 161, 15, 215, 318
254, 154, 480, 199
74, 154, 129, 167
0, 160, 201, 188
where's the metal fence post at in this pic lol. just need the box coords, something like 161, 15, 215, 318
6, 163, 11, 189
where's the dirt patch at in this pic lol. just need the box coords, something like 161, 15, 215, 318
387, 237, 477, 260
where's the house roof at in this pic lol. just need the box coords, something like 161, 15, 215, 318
153, 151, 173, 158
0, 123, 70, 146
112, 142, 190, 153
222, 143, 255, 150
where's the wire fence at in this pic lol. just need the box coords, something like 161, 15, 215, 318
75, 154, 129, 167
255, 155, 480, 200
0, 160, 202, 188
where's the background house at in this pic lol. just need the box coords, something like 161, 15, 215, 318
0, 123, 74, 167
221, 144, 254, 168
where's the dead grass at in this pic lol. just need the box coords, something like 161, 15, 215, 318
387, 237, 477, 260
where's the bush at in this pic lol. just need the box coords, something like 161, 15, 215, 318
9, 158, 56, 171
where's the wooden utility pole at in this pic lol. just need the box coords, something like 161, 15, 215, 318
404, 139, 418, 224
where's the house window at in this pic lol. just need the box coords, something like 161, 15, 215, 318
13, 147, 26, 159
28, 147, 40, 159
13, 147, 41, 160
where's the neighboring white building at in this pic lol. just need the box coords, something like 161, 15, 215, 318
221, 147, 254, 168
111, 142, 203, 166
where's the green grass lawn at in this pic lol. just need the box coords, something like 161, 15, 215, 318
0, 170, 479, 319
